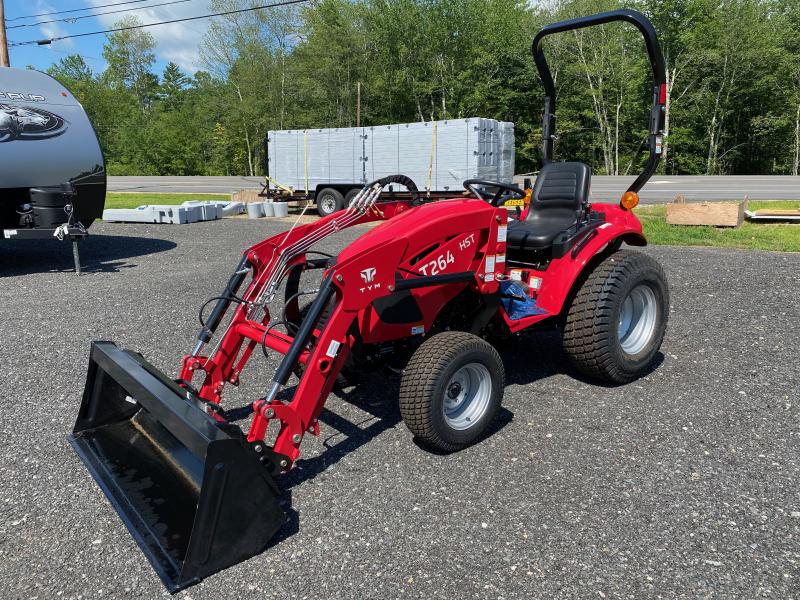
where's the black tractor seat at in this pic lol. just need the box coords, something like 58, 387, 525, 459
507, 161, 595, 259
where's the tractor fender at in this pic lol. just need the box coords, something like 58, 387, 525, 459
535, 208, 645, 316
620, 231, 647, 246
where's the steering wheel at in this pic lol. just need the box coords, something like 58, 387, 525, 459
463, 179, 525, 206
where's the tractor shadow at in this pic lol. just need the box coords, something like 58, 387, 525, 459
281, 371, 404, 491
269, 488, 301, 546
500, 327, 665, 387
0, 234, 176, 276
279, 330, 665, 492
499, 329, 568, 385
270, 377, 399, 542
282, 365, 517, 487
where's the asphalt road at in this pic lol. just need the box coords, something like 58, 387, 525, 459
1, 220, 798, 599
107, 175, 800, 203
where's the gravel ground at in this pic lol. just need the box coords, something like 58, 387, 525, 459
0, 219, 798, 599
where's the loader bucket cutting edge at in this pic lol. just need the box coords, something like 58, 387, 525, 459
69, 341, 285, 592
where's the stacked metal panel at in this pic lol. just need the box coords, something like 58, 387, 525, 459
267, 118, 515, 193
269, 128, 361, 193
498, 121, 516, 184
102, 201, 230, 224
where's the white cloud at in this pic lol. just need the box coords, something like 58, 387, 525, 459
37, 0, 74, 49
86, 0, 211, 73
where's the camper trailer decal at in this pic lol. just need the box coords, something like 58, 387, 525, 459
0, 104, 67, 142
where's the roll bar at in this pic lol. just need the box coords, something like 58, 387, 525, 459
532, 9, 667, 195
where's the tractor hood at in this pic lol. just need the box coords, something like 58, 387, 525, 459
337, 197, 494, 266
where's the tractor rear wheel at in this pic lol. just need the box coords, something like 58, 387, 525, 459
399, 331, 504, 452
562, 250, 669, 384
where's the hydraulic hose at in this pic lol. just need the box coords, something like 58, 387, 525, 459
269, 271, 335, 392
364, 174, 420, 204
192, 255, 250, 355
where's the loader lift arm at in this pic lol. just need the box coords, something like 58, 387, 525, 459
175, 174, 504, 475
178, 183, 411, 468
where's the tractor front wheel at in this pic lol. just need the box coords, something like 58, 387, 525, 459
399, 331, 504, 452
562, 250, 669, 384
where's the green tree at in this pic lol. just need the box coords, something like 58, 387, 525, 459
160, 62, 190, 110
47, 55, 92, 83
40, 0, 800, 177
102, 16, 158, 110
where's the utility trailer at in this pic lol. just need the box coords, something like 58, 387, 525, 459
264, 118, 515, 216
0, 68, 106, 272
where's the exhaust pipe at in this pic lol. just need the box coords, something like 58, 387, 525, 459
69, 342, 285, 592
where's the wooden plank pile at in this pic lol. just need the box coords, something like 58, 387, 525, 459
666, 194, 745, 228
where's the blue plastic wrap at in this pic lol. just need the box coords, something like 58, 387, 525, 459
500, 280, 547, 320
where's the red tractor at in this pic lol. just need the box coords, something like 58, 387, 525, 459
70, 9, 669, 592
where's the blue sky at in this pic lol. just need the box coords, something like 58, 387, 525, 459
6, 0, 211, 77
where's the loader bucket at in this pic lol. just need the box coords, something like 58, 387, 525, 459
69, 341, 285, 592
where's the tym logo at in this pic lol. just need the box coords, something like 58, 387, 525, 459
359, 267, 380, 293
360, 267, 376, 283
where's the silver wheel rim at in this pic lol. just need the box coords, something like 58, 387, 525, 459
618, 284, 658, 356
442, 363, 492, 431
320, 195, 336, 214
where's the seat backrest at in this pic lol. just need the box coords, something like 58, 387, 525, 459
529, 161, 591, 212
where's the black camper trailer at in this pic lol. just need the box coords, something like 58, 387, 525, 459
0, 67, 106, 271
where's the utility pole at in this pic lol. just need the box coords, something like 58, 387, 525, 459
356, 81, 361, 128
0, 0, 9, 67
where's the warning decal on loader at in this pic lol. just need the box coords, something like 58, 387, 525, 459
497, 225, 508, 243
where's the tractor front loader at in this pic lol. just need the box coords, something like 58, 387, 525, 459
69, 9, 670, 593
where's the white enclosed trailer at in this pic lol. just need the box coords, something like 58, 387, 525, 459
266, 118, 514, 216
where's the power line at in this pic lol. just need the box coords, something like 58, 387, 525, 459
42, 45, 105, 64
9, 0, 310, 47
8, 0, 197, 30
7, 0, 171, 22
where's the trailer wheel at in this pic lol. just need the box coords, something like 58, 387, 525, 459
316, 188, 344, 217
399, 331, 504, 452
562, 250, 669, 384
344, 188, 360, 207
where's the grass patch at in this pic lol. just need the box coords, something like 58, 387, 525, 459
105, 192, 227, 209
103, 193, 799, 252
634, 201, 800, 253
